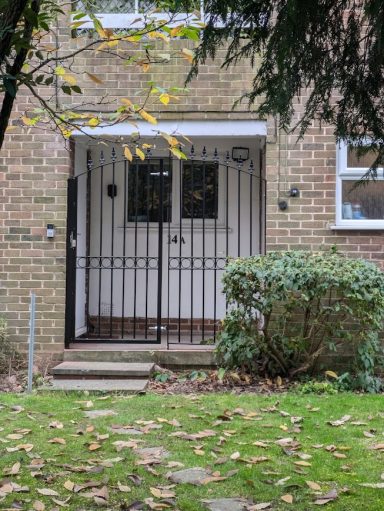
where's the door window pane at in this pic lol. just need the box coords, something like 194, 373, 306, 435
127, 161, 171, 222
182, 161, 218, 219
342, 180, 384, 220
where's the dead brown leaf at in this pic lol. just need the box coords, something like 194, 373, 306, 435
281, 494, 293, 504
314, 489, 338, 505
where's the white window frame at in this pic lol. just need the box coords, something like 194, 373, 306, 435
74, 0, 205, 29
334, 140, 384, 230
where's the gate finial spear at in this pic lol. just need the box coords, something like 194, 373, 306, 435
146, 146, 152, 157
99, 151, 105, 165
202, 146, 207, 160
237, 157, 243, 169
111, 147, 116, 162
189, 145, 195, 160
213, 148, 219, 162
225, 150, 230, 163
249, 160, 254, 173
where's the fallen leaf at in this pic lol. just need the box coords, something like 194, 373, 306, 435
360, 483, 384, 489
230, 451, 241, 460
64, 480, 75, 492
248, 504, 272, 510
33, 501, 45, 511
306, 481, 322, 491
49, 421, 64, 429
314, 489, 338, 505
281, 494, 293, 504
3, 462, 20, 475
328, 416, 351, 427
37, 488, 59, 496
88, 442, 101, 451
117, 481, 131, 492
49, 437, 66, 445
294, 461, 311, 467
368, 443, 384, 450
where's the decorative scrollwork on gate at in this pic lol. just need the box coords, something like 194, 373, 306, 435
168, 257, 227, 270
77, 256, 159, 270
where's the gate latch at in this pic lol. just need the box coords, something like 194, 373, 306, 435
69, 231, 77, 248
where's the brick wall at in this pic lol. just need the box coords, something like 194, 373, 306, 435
0, 13, 382, 355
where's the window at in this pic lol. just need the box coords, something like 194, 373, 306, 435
182, 161, 218, 219
336, 141, 384, 228
75, 0, 203, 29
127, 161, 172, 223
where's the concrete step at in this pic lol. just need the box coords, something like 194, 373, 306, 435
63, 348, 216, 368
52, 361, 155, 379
46, 378, 148, 393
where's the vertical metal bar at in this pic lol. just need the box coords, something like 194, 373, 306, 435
250, 161, 254, 256
213, 159, 218, 342
133, 158, 139, 338
65, 177, 77, 345
166, 156, 171, 346
259, 148, 267, 254
109, 149, 116, 338
97, 161, 104, 337
202, 155, 206, 343
190, 158, 194, 344
85, 154, 92, 336
225, 155, 229, 313
121, 158, 128, 338
238, 162, 241, 257
156, 159, 164, 344
27, 292, 36, 393
134, 0, 139, 14
145, 159, 150, 338
178, 158, 183, 343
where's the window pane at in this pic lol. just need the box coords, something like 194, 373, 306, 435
347, 146, 379, 168
342, 180, 384, 220
78, 1, 135, 13
182, 162, 218, 219
127, 161, 171, 222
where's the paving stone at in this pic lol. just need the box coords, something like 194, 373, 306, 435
203, 498, 251, 511
135, 446, 170, 459
169, 467, 210, 485
84, 409, 118, 419
109, 427, 144, 435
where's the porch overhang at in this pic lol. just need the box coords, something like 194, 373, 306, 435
71, 119, 267, 139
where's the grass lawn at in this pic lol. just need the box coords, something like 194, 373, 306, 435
0, 392, 383, 510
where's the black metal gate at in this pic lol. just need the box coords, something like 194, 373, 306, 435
65, 146, 266, 347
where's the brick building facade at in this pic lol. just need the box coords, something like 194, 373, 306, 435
0, 7, 383, 356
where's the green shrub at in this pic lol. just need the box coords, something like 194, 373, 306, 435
218, 250, 384, 392
0, 316, 22, 374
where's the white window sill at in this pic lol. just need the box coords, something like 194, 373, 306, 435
329, 223, 384, 231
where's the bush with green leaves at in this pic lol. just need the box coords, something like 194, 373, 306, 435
0, 315, 22, 374
218, 250, 384, 391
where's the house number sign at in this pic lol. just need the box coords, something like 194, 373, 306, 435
168, 235, 186, 245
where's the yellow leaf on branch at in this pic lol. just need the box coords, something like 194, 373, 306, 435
136, 147, 145, 160
139, 110, 157, 125
63, 74, 77, 86
88, 117, 100, 127
124, 146, 133, 162
159, 93, 170, 105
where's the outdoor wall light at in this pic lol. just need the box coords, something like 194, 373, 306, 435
289, 186, 300, 198
46, 224, 56, 239
278, 200, 288, 211
232, 146, 249, 162
107, 184, 117, 198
